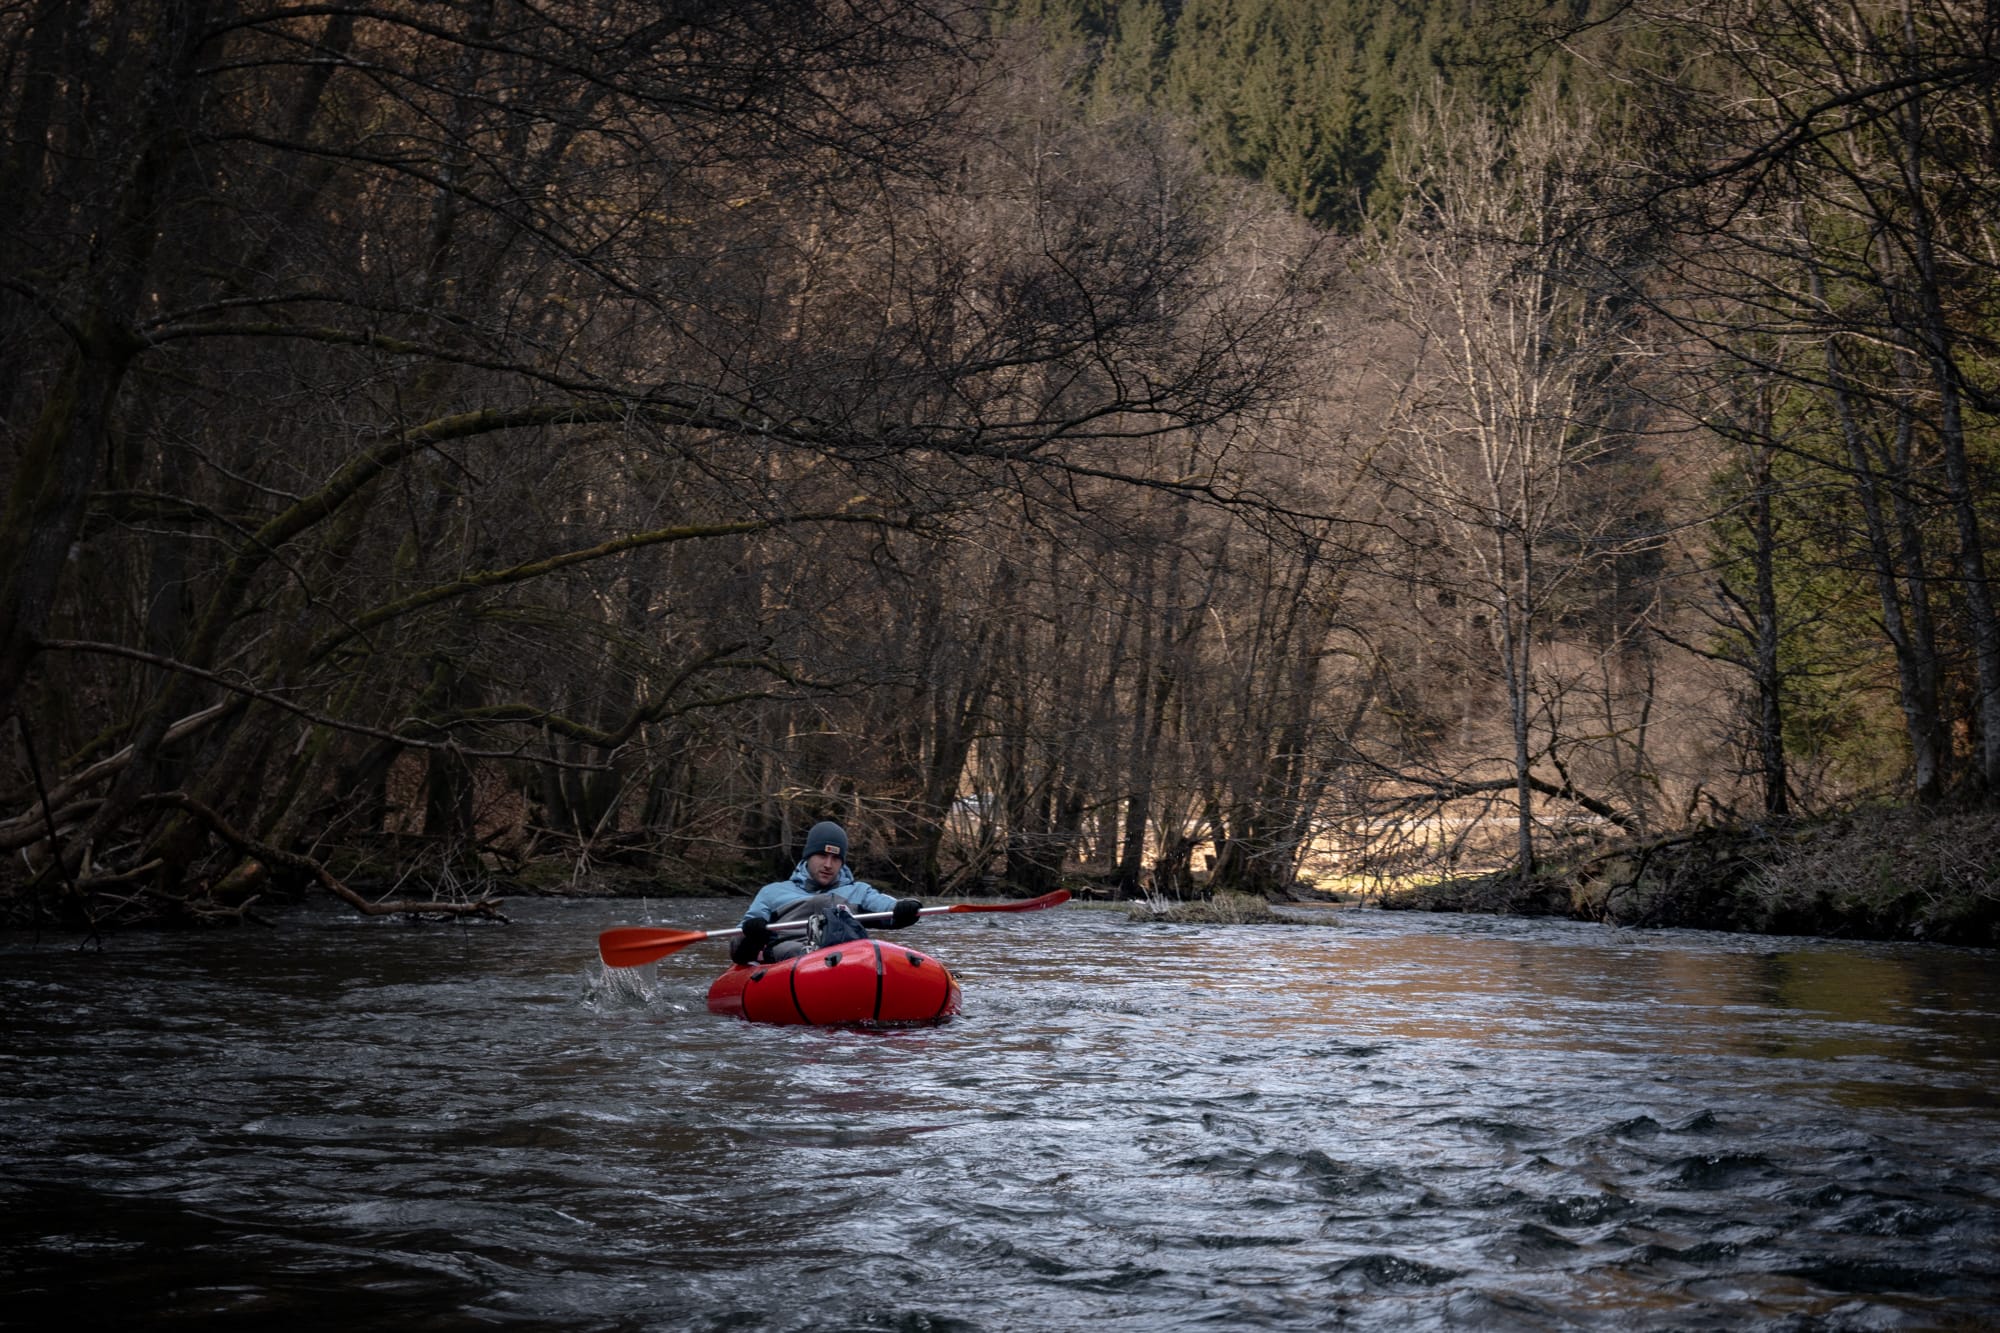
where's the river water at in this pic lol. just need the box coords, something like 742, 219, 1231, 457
3, 897, 1997, 1330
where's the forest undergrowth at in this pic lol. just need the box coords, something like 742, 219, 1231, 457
1378, 804, 2000, 948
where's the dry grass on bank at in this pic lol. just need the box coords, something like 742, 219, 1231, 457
1124, 891, 1288, 924
1744, 806, 2000, 944
1382, 804, 2000, 947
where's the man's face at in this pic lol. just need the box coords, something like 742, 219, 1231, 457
806, 850, 843, 887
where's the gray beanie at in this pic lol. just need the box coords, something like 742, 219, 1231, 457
803, 820, 849, 862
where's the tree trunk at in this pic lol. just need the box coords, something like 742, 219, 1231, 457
1813, 258, 1948, 802
1746, 440, 1789, 816
0, 0, 211, 724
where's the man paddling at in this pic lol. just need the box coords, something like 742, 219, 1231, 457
731, 820, 921, 964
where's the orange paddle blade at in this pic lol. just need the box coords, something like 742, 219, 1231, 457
599, 926, 712, 968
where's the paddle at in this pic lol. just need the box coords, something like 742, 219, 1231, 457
598, 889, 1072, 968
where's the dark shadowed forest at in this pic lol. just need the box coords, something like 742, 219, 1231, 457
3, 0, 1996, 942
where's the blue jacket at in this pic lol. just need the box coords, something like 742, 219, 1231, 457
739, 861, 898, 926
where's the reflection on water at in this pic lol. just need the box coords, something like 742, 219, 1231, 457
2, 899, 1996, 1329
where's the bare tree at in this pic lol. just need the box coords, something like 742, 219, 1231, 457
1371, 86, 1649, 874
0, 3, 1337, 925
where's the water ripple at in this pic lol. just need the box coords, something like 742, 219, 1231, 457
2, 898, 1997, 1329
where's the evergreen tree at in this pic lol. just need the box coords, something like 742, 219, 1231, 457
1006, 0, 1587, 232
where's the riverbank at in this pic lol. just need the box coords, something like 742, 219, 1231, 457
1376, 804, 2000, 948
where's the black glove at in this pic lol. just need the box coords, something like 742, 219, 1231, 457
730, 917, 769, 964
891, 898, 921, 928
